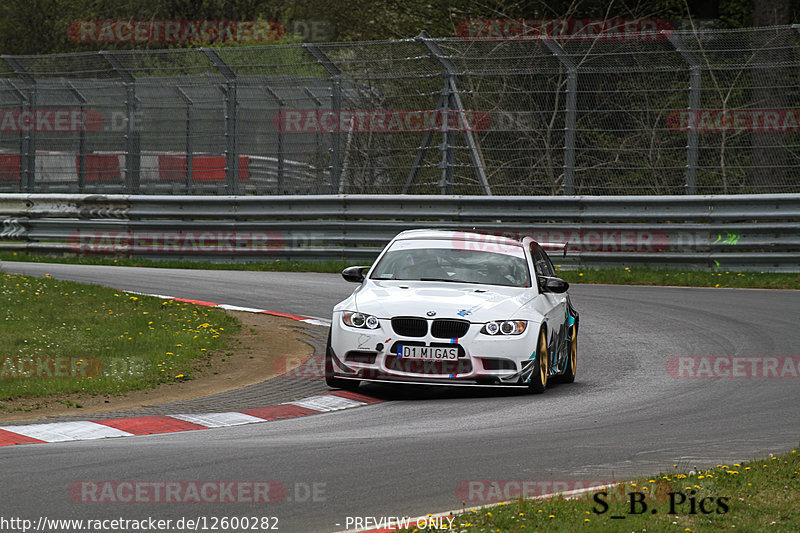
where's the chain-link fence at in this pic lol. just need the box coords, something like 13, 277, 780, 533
1, 25, 799, 195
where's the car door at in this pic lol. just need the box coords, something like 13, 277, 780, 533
530, 243, 568, 373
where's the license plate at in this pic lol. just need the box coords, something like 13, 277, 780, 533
396, 345, 459, 360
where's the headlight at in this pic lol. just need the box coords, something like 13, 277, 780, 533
481, 320, 527, 336
342, 311, 381, 329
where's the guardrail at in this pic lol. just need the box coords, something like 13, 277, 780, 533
1, 194, 799, 272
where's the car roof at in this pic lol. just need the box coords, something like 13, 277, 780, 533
393, 229, 525, 246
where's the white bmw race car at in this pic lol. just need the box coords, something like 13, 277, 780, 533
326, 229, 579, 393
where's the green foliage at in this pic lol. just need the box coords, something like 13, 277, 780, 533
1, 0, 794, 55
0, 272, 239, 400
394, 451, 800, 532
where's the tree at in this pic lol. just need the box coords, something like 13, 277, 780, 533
750, 0, 792, 191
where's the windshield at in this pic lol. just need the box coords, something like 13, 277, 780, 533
369, 239, 531, 287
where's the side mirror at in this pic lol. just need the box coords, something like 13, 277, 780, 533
539, 276, 569, 294
342, 265, 370, 283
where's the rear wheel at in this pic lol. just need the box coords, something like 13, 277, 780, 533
561, 325, 577, 383
528, 329, 548, 394
324, 330, 360, 391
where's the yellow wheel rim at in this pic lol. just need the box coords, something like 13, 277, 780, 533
538, 331, 548, 387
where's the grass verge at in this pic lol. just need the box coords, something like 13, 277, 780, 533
556, 267, 800, 290
400, 450, 799, 532
0, 272, 239, 406
0, 251, 351, 274
1, 251, 798, 289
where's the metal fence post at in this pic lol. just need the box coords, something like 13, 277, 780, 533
435, 83, 453, 195
176, 87, 194, 193
669, 34, 701, 195
417, 31, 492, 195
264, 86, 286, 192
3, 57, 36, 192
202, 48, 240, 195
65, 81, 88, 192
101, 52, 140, 193
543, 41, 577, 195
305, 45, 342, 194
303, 87, 324, 189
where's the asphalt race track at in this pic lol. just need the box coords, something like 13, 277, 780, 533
2, 262, 799, 533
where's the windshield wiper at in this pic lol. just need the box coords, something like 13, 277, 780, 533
419, 278, 484, 284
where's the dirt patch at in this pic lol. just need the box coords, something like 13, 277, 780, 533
0, 311, 314, 422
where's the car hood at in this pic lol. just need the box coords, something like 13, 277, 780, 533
352, 280, 537, 322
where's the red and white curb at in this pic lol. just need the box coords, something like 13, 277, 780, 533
132, 291, 331, 327
0, 390, 383, 447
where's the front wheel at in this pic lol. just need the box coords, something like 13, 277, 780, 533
561, 325, 577, 383
528, 329, 548, 394
325, 330, 360, 391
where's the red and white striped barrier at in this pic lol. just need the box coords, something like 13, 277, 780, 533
0, 151, 250, 183
0, 391, 382, 446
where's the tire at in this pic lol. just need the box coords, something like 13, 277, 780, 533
561, 325, 577, 384
528, 328, 548, 394
324, 330, 360, 391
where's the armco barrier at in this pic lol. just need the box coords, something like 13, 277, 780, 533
0, 151, 316, 194
0, 194, 798, 272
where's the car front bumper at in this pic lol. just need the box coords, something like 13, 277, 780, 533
329, 315, 541, 385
